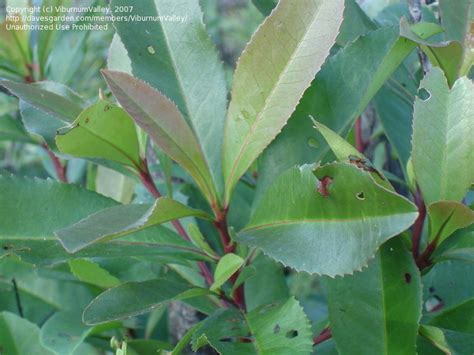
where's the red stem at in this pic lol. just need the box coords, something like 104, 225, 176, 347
42, 143, 67, 183
412, 188, 426, 259
313, 327, 332, 346
355, 117, 365, 153
139, 162, 214, 286
213, 207, 246, 310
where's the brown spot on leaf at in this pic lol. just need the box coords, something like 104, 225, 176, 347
104, 105, 111, 111
404, 273, 411, 283
317, 176, 333, 197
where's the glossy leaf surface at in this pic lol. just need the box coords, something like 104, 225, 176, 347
239, 163, 418, 275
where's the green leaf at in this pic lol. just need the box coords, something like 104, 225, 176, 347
238, 163, 418, 276
420, 324, 474, 355
325, 238, 422, 354
56, 100, 143, 170
254, 22, 443, 204
107, 34, 132, 74
411, 68, 474, 205
82, 278, 203, 325
111, 0, 228, 196
101, 70, 218, 206
95, 166, 135, 204
374, 63, 418, 175
0, 311, 54, 355
313, 120, 391, 189
400, 18, 464, 86
423, 260, 474, 310
210, 253, 245, 291
430, 298, 474, 334
439, 0, 474, 75
433, 224, 474, 264
56, 198, 210, 253
11, 81, 87, 149
188, 223, 218, 258
244, 254, 289, 311
222, 0, 344, 203
0, 114, 33, 143
251, 0, 278, 16
335, 0, 376, 46
68, 259, 120, 289
40, 310, 104, 355
0, 80, 85, 122
192, 297, 312, 354
427, 201, 474, 246
0, 176, 207, 265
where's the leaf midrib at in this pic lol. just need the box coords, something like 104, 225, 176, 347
243, 212, 416, 232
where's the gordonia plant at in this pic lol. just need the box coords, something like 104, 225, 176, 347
0, 0, 473, 354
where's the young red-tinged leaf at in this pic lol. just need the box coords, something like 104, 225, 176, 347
102, 70, 219, 206
111, 0, 228, 196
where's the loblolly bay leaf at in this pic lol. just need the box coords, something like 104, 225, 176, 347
56, 100, 143, 170
325, 238, 422, 355
111, 0, 227, 196
55, 198, 211, 253
191, 297, 312, 354
101, 70, 219, 206
238, 162, 418, 276
254, 22, 444, 206
411, 68, 474, 205
222, 0, 344, 204
427, 201, 474, 246
82, 278, 211, 325
0, 175, 208, 265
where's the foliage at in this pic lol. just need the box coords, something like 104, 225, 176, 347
0, 0, 473, 354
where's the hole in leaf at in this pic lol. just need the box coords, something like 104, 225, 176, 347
2, 244, 13, 250
418, 88, 431, 101
104, 105, 111, 112
85, 117, 90, 124
425, 295, 444, 313
146, 45, 156, 55
307, 137, 319, 148
274, 324, 280, 334
404, 273, 411, 283
429, 287, 435, 293
317, 176, 333, 197
286, 330, 298, 339
356, 191, 365, 200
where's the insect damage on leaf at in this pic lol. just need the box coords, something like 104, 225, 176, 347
317, 176, 333, 197
348, 155, 385, 180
